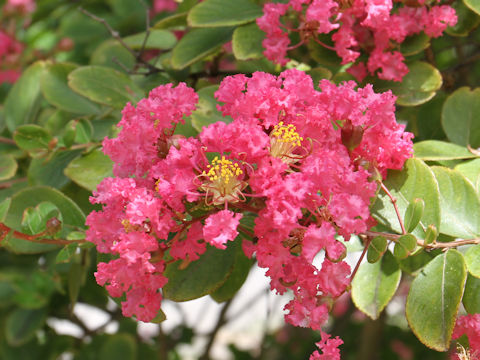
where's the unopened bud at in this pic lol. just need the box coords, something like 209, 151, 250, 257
45, 217, 62, 236
57, 38, 74, 52
341, 120, 364, 152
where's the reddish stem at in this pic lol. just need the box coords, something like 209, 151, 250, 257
380, 182, 406, 235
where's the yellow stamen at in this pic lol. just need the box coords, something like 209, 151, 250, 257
270, 122, 303, 162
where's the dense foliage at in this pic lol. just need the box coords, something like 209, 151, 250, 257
1, 0, 480, 359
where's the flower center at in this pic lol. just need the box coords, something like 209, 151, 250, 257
200, 156, 246, 205
270, 121, 304, 163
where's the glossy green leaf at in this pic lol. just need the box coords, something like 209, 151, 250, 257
0, 198, 11, 222
414, 140, 476, 161
448, 1, 480, 35
406, 250, 467, 351
393, 234, 417, 259
64, 149, 113, 191
40, 63, 100, 115
153, 12, 188, 29
191, 85, 232, 131
13, 125, 52, 152
455, 159, 480, 191
210, 241, 253, 303
399, 248, 437, 275
442, 87, 480, 148
464, 244, 480, 277
307, 38, 342, 66
21, 201, 61, 235
308, 67, 333, 85
400, 33, 430, 56
100, 334, 137, 360
424, 224, 438, 245
56, 242, 78, 263
2, 186, 85, 254
163, 242, 237, 301
0, 155, 17, 181
432, 166, 480, 238
375, 61, 442, 106
372, 158, 441, 240
404, 198, 425, 233
463, 274, 480, 314
123, 30, 177, 50
68, 262, 84, 306
171, 27, 234, 69
5, 308, 47, 346
68, 66, 144, 109
28, 149, 82, 188
90, 40, 136, 73
188, 0, 262, 27
464, 0, 480, 14
352, 251, 401, 320
367, 236, 388, 264
232, 23, 265, 60
4, 62, 46, 132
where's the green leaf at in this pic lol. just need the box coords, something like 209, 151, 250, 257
64, 149, 113, 191
210, 241, 253, 303
163, 242, 237, 301
2, 186, 85, 254
404, 198, 425, 233
13, 125, 52, 152
406, 250, 467, 351
464, 0, 480, 15
171, 27, 234, 70
400, 33, 430, 56
447, 0, 480, 35
399, 248, 437, 275
372, 158, 441, 240
56, 242, 78, 263
352, 251, 401, 320
0, 155, 17, 181
28, 149, 82, 188
5, 308, 47, 346
191, 85, 232, 131
68, 66, 144, 109
393, 234, 417, 259
442, 87, 480, 148
0, 198, 11, 222
4, 62, 46, 132
123, 30, 177, 50
100, 334, 137, 360
307, 38, 342, 67
188, 0, 262, 27
153, 12, 188, 29
374, 61, 442, 106
464, 244, 480, 277
455, 159, 480, 191
424, 224, 438, 245
68, 262, 85, 306
90, 40, 136, 73
367, 236, 388, 264
432, 166, 480, 238
21, 201, 61, 235
40, 63, 100, 115
463, 274, 480, 314
232, 23, 265, 61
414, 140, 477, 161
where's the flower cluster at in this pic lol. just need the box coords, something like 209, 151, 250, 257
452, 314, 480, 360
87, 69, 413, 359
0, 30, 23, 84
257, 0, 457, 81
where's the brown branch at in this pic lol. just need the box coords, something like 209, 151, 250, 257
350, 236, 372, 281
0, 177, 27, 189
0, 222, 86, 245
199, 299, 234, 360
0, 137, 16, 145
380, 182, 406, 234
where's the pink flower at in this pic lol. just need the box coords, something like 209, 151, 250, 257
452, 314, 480, 358
310, 331, 343, 360
3, 0, 35, 15
152, 0, 177, 15
203, 210, 243, 249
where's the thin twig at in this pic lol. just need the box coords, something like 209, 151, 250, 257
0, 136, 16, 145
137, 0, 151, 62
0, 222, 85, 245
78, 7, 161, 74
199, 299, 234, 360
0, 177, 27, 189
380, 182, 406, 234
350, 236, 372, 281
